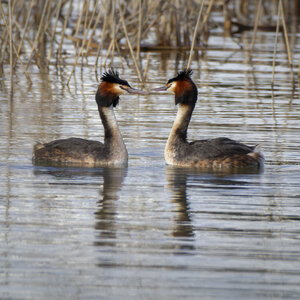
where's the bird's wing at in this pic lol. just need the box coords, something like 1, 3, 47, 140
189, 137, 255, 159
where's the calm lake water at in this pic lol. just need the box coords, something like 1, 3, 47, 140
1, 30, 300, 299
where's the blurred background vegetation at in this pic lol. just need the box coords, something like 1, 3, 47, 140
0, 0, 299, 86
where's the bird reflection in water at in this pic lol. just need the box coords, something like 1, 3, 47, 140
165, 165, 263, 255
165, 166, 195, 253
94, 168, 127, 248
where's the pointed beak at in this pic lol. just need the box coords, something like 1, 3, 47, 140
151, 85, 168, 92
125, 87, 147, 95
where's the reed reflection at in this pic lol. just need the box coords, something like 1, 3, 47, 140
165, 166, 195, 252
94, 168, 127, 248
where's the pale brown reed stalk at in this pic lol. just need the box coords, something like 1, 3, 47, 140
14, 0, 34, 66
66, 1, 86, 85
187, 0, 205, 69
141, 1, 167, 42
81, 0, 100, 62
58, 0, 73, 60
142, 52, 151, 88
250, 0, 262, 51
279, 0, 294, 92
25, 0, 50, 70
271, 1, 281, 88
85, 1, 104, 56
67, 0, 99, 85
0, 0, 298, 89
8, 0, 13, 90
95, 1, 111, 70
103, 39, 114, 67
298, 58, 300, 94
110, 0, 116, 66
136, 0, 142, 59
67, 0, 102, 85
117, 0, 142, 82
47, 0, 64, 61
101, 0, 116, 67
0, 1, 32, 83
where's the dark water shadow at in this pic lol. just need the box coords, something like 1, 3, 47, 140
33, 165, 127, 267
165, 165, 264, 254
94, 168, 127, 248
167, 165, 264, 188
165, 166, 195, 254
33, 165, 105, 178
33, 166, 127, 232
166, 166, 195, 239
33, 165, 127, 244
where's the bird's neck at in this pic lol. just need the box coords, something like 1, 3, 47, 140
168, 103, 195, 144
99, 106, 127, 152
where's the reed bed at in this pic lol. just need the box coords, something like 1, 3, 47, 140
0, 0, 299, 87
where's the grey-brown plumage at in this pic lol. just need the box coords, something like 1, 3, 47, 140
33, 69, 145, 167
153, 69, 264, 171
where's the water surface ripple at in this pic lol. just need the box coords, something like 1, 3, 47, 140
1, 31, 300, 299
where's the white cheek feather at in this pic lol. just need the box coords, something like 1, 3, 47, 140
168, 82, 177, 94
113, 84, 127, 95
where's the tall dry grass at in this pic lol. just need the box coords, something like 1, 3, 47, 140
0, 0, 299, 87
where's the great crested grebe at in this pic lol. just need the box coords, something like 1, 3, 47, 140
153, 69, 264, 171
33, 69, 145, 167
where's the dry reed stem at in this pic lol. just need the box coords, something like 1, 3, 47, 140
279, 0, 294, 91
136, 0, 142, 59
83, 0, 99, 57
298, 57, 300, 88
103, 39, 114, 67
142, 52, 151, 88
47, 0, 64, 61
66, 1, 87, 85
271, 1, 280, 88
15, 0, 34, 63
114, 38, 126, 69
25, 0, 50, 70
0, 0, 297, 89
85, 2, 104, 55
187, 0, 205, 69
199, 0, 214, 32
110, 0, 116, 66
141, 2, 165, 41
8, 0, 13, 90
117, 0, 142, 82
77, 0, 97, 62
58, 0, 73, 59
95, 0, 110, 69
0, 1, 32, 84
250, 0, 262, 51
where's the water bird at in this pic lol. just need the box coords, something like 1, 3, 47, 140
153, 69, 264, 171
33, 69, 145, 167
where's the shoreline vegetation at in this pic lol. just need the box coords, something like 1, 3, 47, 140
0, 0, 299, 89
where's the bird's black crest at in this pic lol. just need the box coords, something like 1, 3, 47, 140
101, 68, 130, 87
167, 69, 193, 84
